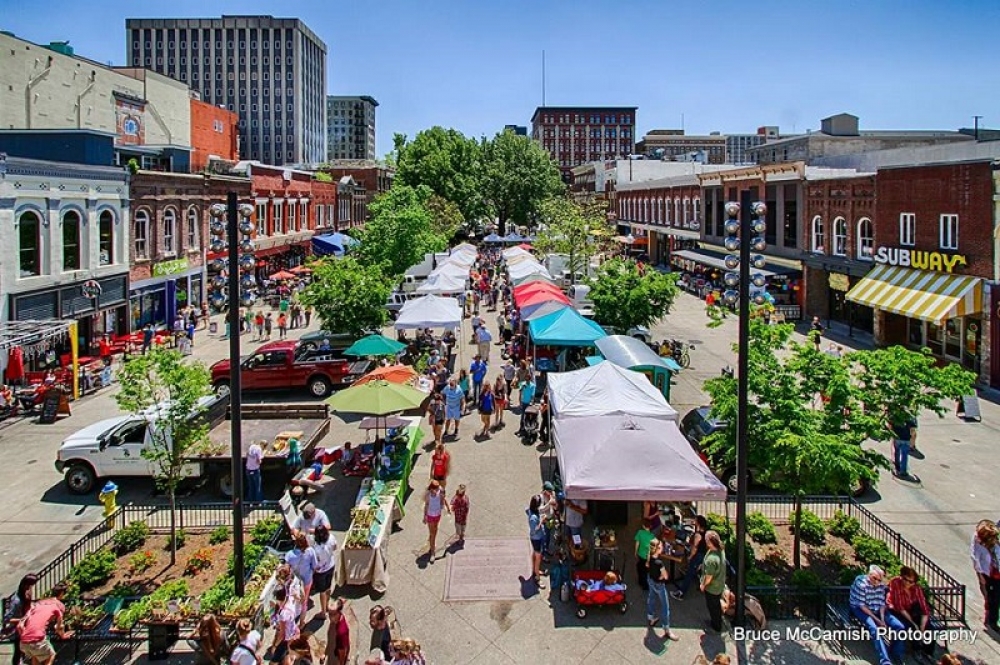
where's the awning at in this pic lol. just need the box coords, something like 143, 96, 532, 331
672, 249, 798, 278
845, 264, 983, 324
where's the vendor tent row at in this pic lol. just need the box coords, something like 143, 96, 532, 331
547, 361, 726, 502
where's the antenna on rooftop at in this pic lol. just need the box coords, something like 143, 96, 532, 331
541, 50, 546, 107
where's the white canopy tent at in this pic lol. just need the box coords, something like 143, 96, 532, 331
508, 261, 552, 281
441, 252, 476, 269
504, 253, 537, 266
426, 261, 470, 280
415, 272, 467, 294
546, 361, 678, 421
393, 294, 463, 330
503, 247, 531, 259
553, 414, 727, 501
452, 243, 477, 255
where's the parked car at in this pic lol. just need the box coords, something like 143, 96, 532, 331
679, 406, 870, 497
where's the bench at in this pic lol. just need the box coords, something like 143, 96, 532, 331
824, 601, 946, 648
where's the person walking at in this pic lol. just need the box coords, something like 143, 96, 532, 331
470, 355, 488, 403
527, 495, 546, 588
673, 515, 709, 600
142, 323, 154, 354
477, 382, 495, 438
311, 525, 338, 621
4, 574, 37, 665
475, 324, 492, 360
264, 313, 274, 341
441, 378, 465, 438
229, 618, 262, 665
426, 393, 445, 446
646, 539, 679, 640
277, 313, 288, 339
810, 316, 824, 351
284, 534, 317, 626
16, 582, 73, 665
516, 377, 537, 435
972, 519, 1000, 631
493, 375, 507, 428
429, 443, 450, 490
246, 440, 264, 503
700, 531, 727, 632
254, 311, 264, 341
451, 485, 470, 543
423, 480, 450, 559
889, 413, 917, 480
502, 358, 516, 399
325, 598, 351, 665
635, 519, 655, 592
457, 369, 471, 411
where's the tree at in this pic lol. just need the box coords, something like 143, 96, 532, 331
533, 196, 609, 282
299, 256, 393, 336
480, 130, 564, 235
588, 258, 679, 332
355, 185, 447, 279
394, 127, 486, 223
424, 194, 465, 241
115, 347, 212, 564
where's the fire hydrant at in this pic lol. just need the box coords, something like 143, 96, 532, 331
99, 481, 118, 528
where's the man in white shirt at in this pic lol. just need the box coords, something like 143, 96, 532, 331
245, 440, 264, 503
564, 498, 588, 538
292, 502, 331, 539
476, 325, 493, 361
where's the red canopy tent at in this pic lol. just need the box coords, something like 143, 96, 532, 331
269, 270, 296, 281
514, 282, 565, 305
518, 243, 534, 251
517, 289, 570, 309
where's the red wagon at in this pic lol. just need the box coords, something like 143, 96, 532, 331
572, 570, 628, 619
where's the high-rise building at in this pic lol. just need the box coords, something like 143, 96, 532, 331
326, 96, 378, 161
126, 15, 327, 165
531, 106, 637, 182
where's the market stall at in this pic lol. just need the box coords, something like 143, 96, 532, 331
521, 300, 570, 322
393, 294, 463, 330
0, 319, 80, 402
546, 361, 677, 421
527, 307, 608, 348
416, 272, 467, 295
593, 335, 682, 401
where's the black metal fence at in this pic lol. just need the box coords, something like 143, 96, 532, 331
699, 495, 966, 626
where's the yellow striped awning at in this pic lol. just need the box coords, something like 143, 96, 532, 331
845, 264, 983, 324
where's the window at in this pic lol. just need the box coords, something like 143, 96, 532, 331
134, 209, 149, 259
833, 217, 847, 256
300, 201, 308, 229
186, 207, 199, 249
940, 214, 959, 250
18, 211, 42, 277
899, 213, 915, 246
811, 215, 825, 253
274, 202, 283, 234
163, 208, 176, 255
288, 201, 296, 231
99, 210, 114, 265
857, 218, 874, 260
62, 210, 82, 271
255, 203, 267, 235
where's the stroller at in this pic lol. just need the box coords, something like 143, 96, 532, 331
520, 405, 540, 445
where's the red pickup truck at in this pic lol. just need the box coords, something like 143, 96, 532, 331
210, 340, 371, 398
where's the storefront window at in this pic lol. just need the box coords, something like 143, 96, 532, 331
99, 211, 114, 265
964, 319, 981, 371
783, 187, 798, 249
163, 208, 177, 255
62, 211, 81, 271
811, 216, 825, 253
18, 211, 41, 277
187, 207, 199, 250
926, 322, 943, 356
944, 318, 961, 360
134, 209, 149, 259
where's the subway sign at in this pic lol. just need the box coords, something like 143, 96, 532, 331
874, 246, 967, 274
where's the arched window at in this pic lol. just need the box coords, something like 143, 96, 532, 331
186, 207, 199, 250
683, 198, 691, 227
857, 217, 874, 260
62, 210, 81, 271
99, 210, 114, 265
18, 211, 42, 277
665, 197, 671, 225
134, 209, 150, 259
693, 198, 701, 228
811, 215, 825, 253
674, 198, 681, 227
163, 207, 176, 255
659, 197, 666, 224
833, 217, 847, 256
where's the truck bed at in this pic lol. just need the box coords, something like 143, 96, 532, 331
195, 404, 331, 460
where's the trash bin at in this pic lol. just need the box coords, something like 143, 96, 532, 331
147, 620, 180, 661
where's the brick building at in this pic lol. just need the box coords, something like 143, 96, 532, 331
530, 106, 637, 183
189, 98, 240, 172
320, 160, 394, 225
635, 130, 727, 164
242, 164, 322, 278
129, 171, 251, 329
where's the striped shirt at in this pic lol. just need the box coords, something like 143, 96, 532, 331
849, 574, 887, 612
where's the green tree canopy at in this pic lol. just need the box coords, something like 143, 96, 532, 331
394, 127, 485, 223
115, 347, 211, 563
480, 130, 564, 235
299, 256, 393, 337
424, 193, 465, 241
588, 258, 679, 331
533, 197, 609, 281
355, 185, 447, 279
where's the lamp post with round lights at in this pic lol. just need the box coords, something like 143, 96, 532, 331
207, 193, 256, 597
721, 194, 769, 628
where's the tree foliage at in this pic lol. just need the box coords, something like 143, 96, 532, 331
394, 127, 485, 223
480, 130, 564, 235
424, 194, 465, 241
355, 185, 447, 279
299, 256, 393, 336
115, 347, 211, 563
533, 197, 609, 282
588, 258, 678, 331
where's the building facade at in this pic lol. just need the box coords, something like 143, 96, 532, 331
530, 106, 637, 182
126, 15, 328, 165
189, 98, 240, 171
326, 96, 378, 161
320, 161, 393, 224
504, 125, 528, 136
636, 130, 726, 164
0, 156, 131, 353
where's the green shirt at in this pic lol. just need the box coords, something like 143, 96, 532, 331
701, 550, 726, 595
279, 299, 290, 313
634, 528, 655, 560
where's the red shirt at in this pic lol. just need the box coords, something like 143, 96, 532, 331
887, 577, 930, 616
328, 614, 349, 662
98, 339, 111, 356
451, 494, 470, 525
19, 598, 64, 643
431, 451, 449, 478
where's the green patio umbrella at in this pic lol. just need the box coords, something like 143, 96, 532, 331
343, 334, 407, 357
326, 379, 428, 415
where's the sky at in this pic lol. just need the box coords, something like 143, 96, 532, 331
2, 0, 998, 157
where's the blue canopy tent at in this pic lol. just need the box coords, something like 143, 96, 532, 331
528, 307, 608, 347
312, 232, 359, 257
502, 232, 524, 243
483, 233, 503, 243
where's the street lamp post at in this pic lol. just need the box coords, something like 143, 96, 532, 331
721, 192, 768, 627
208, 193, 257, 597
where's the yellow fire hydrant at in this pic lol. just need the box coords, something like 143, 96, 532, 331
99, 481, 118, 528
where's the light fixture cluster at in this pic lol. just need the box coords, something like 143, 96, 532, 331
207, 202, 257, 311
721, 201, 769, 306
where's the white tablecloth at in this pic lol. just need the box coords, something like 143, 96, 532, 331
336, 495, 393, 591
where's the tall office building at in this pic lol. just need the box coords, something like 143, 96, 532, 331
126, 15, 327, 165
531, 106, 637, 183
327, 95, 378, 161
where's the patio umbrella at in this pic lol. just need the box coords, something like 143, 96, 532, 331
269, 270, 296, 281
353, 364, 419, 386
358, 415, 408, 430
289, 265, 312, 274
343, 334, 407, 357
326, 379, 427, 415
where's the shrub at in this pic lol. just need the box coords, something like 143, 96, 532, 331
746, 568, 775, 588
813, 544, 846, 570
725, 538, 754, 572
747, 512, 778, 544
200, 576, 236, 613
165, 528, 186, 551
108, 582, 142, 597
112, 521, 150, 555
128, 550, 157, 574
826, 510, 861, 542
790, 569, 823, 588
184, 547, 214, 576
68, 550, 116, 591
228, 541, 265, 576
851, 535, 899, 570
209, 525, 231, 545
706, 513, 734, 543
250, 517, 282, 545
790, 508, 826, 545
838, 566, 866, 586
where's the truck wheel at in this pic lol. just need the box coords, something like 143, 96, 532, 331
213, 380, 231, 397
65, 463, 97, 495
216, 471, 234, 498
308, 376, 332, 398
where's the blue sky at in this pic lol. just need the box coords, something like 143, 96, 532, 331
3, 0, 997, 157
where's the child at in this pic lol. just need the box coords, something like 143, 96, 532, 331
451, 485, 469, 542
